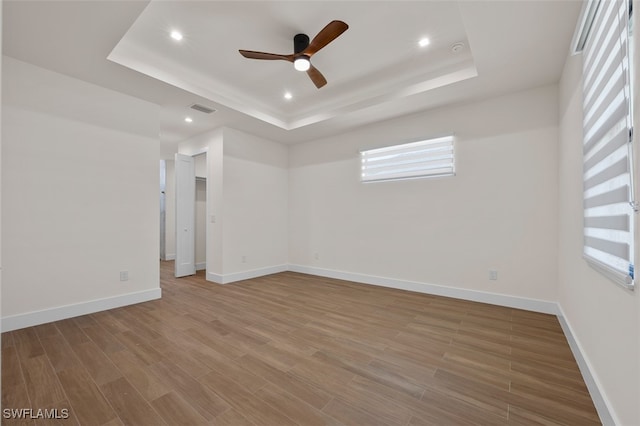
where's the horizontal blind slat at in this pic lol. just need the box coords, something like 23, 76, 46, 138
584, 185, 630, 208
584, 67, 626, 129
585, 214, 629, 231
362, 137, 453, 156
362, 142, 452, 161
584, 236, 629, 259
584, 250, 631, 278
363, 147, 453, 166
584, 94, 627, 151
584, 0, 620, 79
363, 154, 453, 171
584, 123, 627, 171
362, 161, 454, 178
362, 168, 453, 182
584, 37, 626, 107
584, 156, 629, 190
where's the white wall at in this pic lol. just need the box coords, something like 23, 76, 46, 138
556, 45, 640, 426
179, 127, 288, 282
222, 128, 288, 276
1, 57, 161, 330
289, 86, 559, 305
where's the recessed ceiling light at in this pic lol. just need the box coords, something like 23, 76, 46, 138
170, 30, 183, 41
184, 117, 193, 123
284, 92, 293, 100
418, 37, 430, 47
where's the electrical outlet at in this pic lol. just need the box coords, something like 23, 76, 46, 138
489, 270, 498, 281
314, 252, 319, 260
241, 255, 247, 263
120, 271, 129, 282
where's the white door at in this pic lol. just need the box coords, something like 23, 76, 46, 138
175, 153, 196, 277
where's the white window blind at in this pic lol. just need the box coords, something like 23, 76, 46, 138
582, 0, 635, 288
361, 135, 454, 183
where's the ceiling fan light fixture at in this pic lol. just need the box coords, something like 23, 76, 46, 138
294, 56, 311, 72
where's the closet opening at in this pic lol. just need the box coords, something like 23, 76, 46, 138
194, 153, 207, 271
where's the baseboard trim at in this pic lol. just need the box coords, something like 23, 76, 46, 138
556, 306, 615, 426
165, 254, 176, 261
207, 271, 223, 283
1, 288, 162, 332
288, 264, 559, 314
195, 262, 206, 271
207, 264, 289, 284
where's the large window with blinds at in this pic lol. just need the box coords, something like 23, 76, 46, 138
360, 135, 455, 183
582, 0, 636, 288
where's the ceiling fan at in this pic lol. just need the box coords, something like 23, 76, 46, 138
239, 20, 348, 89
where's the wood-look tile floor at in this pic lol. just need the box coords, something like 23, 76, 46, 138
2, 261, 600, 425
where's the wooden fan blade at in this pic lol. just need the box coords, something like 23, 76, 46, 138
305, 20, 348, 56
307, 65, 327, 88
239, 50, 294, 62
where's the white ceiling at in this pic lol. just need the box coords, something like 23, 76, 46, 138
108, 1, 476, 130
3, 1, 582, 150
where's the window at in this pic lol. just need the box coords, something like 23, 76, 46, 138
581, 0, 636, 288
360, 135, 455, 183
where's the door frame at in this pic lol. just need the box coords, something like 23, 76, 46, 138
159, 159, 167, 261
174, 148, 209, 278
175, 153, 195, 277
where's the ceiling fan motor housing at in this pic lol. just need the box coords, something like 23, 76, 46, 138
294, 33, 310, 53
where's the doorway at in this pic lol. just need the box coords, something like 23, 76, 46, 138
174, 151, 208, 278
194, 153, 207, 271
159, 159, 167, 261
